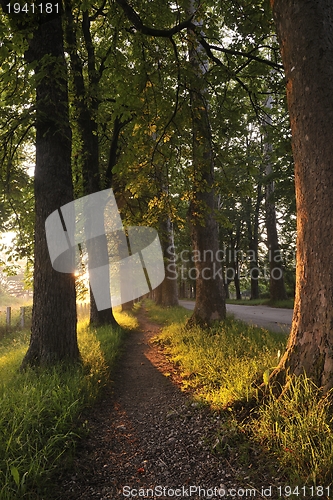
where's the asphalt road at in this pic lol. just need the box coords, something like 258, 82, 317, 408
179, 300, 293, 334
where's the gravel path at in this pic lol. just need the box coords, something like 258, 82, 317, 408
56, 308, 276, 500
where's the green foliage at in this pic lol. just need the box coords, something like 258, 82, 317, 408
0, 0, 296, 294
0, 16, 35, 264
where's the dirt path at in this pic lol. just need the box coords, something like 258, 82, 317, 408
56, 308, 264, 500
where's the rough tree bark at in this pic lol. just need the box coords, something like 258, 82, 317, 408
270, 0, 333, 390
18, 5, 80, 367
186, 0, 226, 326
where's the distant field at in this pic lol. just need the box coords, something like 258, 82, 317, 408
0, 294, 33, 309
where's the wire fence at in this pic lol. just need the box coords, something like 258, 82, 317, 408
0, 306, 32, 337
0, 303, 90, 338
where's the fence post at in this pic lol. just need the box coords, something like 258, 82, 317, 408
20, 307, 25, 328
6, 307, 11, 328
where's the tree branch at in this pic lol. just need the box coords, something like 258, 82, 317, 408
115, 0, 194, 37
206, 42, 283, 71
116, 0, 283, 71
89, 0, 107, 21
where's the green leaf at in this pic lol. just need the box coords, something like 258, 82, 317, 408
10, 465, 20, 487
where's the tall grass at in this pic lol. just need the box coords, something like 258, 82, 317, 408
0, 310, 135, 499
254, 375, 333, 485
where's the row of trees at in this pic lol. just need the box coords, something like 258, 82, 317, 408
0, 0, 332, 391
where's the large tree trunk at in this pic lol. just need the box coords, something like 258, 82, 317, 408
186, 0, 226, 326
64, 3, 117, 327
21, 7, 79, 367
270, 0, 333, 390
263, 95, 288, 301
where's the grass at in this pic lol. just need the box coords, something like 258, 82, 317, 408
226, 298, 294, 309
144, 299, 192, 326
0, 308, 136, 499
146, 299, 333, 488
254, 375, 333, 486
149, 300, 286, 408
2, 298, 331, 493
180, 297, 294, 308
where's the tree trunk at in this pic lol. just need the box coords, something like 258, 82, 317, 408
21, 7, 79, 368
186, 0, 226, 326
121, 300, 134, 311
224, 281, 230, 300
245, 190, 261, 301
263, 95, 288, 301
249, 237, 260, 301
234, 264, 241, 301
226, 227, 242, 300
270, 0, 333, 390
64, 3, 117, 327
265, 191, 288, 301
155, 218, 179, 307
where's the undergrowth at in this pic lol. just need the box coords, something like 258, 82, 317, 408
146, 300, 333, 488
0, 309, 135, 499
